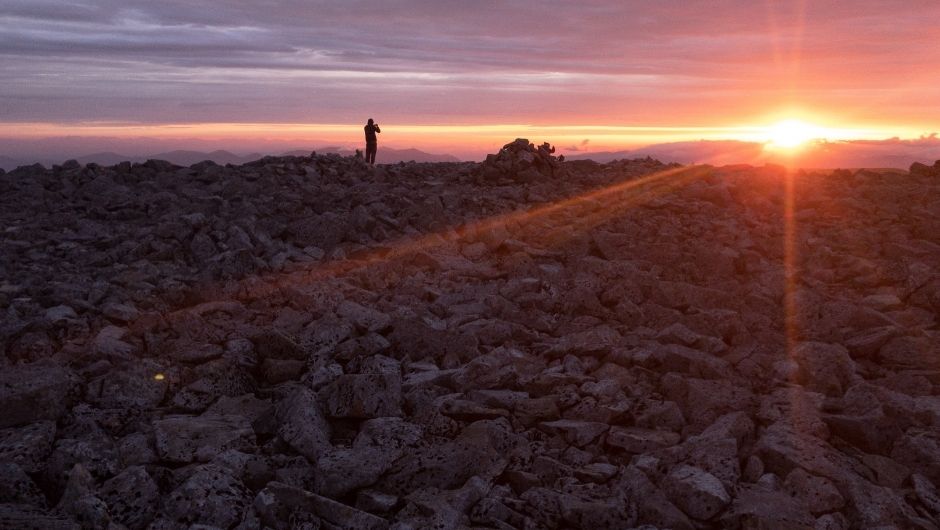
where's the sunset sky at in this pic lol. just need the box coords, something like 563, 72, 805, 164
2, 0, 940, 160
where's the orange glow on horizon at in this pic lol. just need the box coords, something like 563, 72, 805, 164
0, 117, 919, 157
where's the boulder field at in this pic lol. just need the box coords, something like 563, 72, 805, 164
1, 140, 939, 529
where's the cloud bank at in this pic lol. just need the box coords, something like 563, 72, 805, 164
2, 0, 940, 128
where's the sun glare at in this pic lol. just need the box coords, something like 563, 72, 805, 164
767, 119, 823, 149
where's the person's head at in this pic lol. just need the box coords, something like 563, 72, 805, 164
367, 118, 374, 125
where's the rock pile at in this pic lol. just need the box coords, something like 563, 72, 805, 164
478, 138, 567, 183
911, 160, 940, 178
1, 150, 939, 529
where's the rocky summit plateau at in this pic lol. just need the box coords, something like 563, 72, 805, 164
2, 139, 940, 530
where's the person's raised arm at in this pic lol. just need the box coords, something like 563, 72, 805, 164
375, 124, 381, 133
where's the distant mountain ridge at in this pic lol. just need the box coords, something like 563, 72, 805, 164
567, 138, 940, 169
0, 146, 460, 171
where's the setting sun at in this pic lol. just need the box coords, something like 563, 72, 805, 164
767, 119, 823, 149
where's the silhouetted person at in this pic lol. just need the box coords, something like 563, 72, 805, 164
364, 118, 381, 165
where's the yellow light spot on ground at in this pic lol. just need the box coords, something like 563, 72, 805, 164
154, 373, 165, 381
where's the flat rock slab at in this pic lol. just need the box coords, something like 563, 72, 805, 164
255, 481, 389, 530
607, 427, 681, 453
154, 414, 256, 463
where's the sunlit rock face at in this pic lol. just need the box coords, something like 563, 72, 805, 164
1, 148, 939, 528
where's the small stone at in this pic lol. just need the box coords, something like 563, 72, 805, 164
92, 325, 137, 359
606, 427, 680, 453
44, 305, 77, 322
575, 462, 619, 483
356, 489, 399, 515
538, 419, 609, 447
102, 301, 140, 322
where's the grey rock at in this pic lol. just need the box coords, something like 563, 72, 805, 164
357, 489, 399, 515
275, 387, 332, 461
92, 325, 138, 359
158, 464, 251, 528
45, 435, 120, 491
891, 428, 940, 485
783, 468, 845, 515
618, 466, 695, 530
519, 485, 637, 529
911, 473, 940, 518
0, 463, 45, 506
85, 363, 167, 410
575, 462, 619, 483
0, 363, 79, 429
662, 464, 730, 520
337, 300, 392, 332
538, 419, 609, 447
206, 394, 272, 423
718, 484, 815, 529
322, 373, 402, 419
102, 301, 139, 322
44, 305, 78, 322
0, 421, 56, 473
0, 503, 79, 529
253, 329, 306, 360
381, 419, 520, 494
607, 427, 680, 453
99, 466, 160, 529
790, 341, 857, 397
116, 432, 158, 466
396, 475, 492, 529
56, 463, 112, 528
254, 481, 389, 530
154, 414, 256, 463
